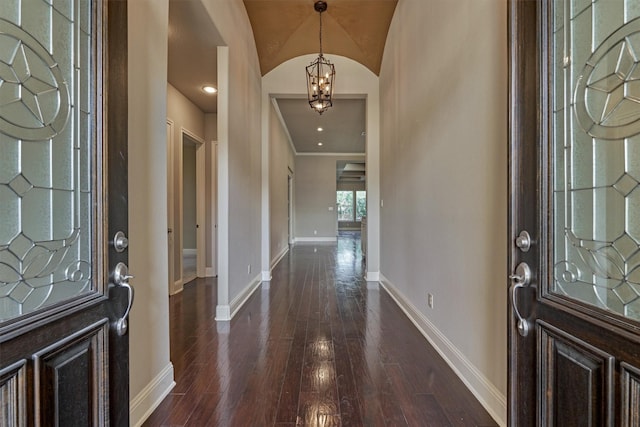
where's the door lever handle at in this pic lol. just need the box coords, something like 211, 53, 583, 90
510, 262, 532, 337
112, 262, 134, 336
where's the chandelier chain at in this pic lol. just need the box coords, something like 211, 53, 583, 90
319, 8, 323, 56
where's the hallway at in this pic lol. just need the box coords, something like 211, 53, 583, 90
143, 234, 497, 426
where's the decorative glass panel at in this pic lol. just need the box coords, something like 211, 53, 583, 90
0, 0, 96, 322
552, 0, 640, 319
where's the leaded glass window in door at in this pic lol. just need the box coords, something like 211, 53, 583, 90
0, 0, 98, 322
552, 0, 640, 319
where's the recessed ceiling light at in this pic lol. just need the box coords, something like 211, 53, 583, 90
317, 142, 323, 146
317, 127, 323, 132
202, 85, 217, 94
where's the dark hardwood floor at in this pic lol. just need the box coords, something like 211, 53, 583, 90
143, 234, 498, 426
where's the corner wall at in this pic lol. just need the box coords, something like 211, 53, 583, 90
200, 0, 263, 319
379, 0, 508, 424
128, 1, 174, 424
269, 102, 295, 264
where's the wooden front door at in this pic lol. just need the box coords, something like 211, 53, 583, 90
509, 0, 640, 425
0, 0, 129, 425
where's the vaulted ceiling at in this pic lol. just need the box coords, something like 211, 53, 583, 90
168, 0, 397, 156
243, 0, 398, 76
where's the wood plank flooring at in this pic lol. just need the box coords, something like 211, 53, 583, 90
143, 234, 498, 426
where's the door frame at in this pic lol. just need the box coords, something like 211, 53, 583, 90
178, 128, 205, 288
166, 119, 175, 296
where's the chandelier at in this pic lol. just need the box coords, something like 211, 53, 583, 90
306, 1, 335, 114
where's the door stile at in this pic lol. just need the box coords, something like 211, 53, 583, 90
106, 0, 129, 425
508, 0, 540, 425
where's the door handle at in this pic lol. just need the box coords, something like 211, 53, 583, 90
510, 262, 532, 337
112, 262, 134, 336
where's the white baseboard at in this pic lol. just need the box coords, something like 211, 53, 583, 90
170, 279, 183, 296
205, 267, 216, 277
229, 273, 262, 319
261, 271, 272, 281
215, 304, 231, 321
365, 271, 380, 282
215, 274, 264, 322
181, 274, 197, 286
294, 237, 337, 243
379, 274, 507, 427
271, 245, 289, 269
182, 248, 197, 256
130, 363, 175, 427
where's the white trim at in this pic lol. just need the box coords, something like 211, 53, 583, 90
182, 274, 197, 286
130, 363, 175, 427
365, 271, 380, 282
261, 96, 271, 286
295, 152, 366, 157
183, 248, 197, 256
215, 304, 230, 321
271, 245, 289, 269
294, 237, 337, 243
215, 275, 262, 322
178, 128, 205, 289
196, 140, 206, 278
379, 274, 507, 427
210, 141, 218, 277
171, 279, 183, 296
230, 274, 262, 318
216, 46, 230, 319
166, 119, 175, 297
261, 271, 272, 282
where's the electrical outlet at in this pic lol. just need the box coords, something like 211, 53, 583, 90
247, 264, 251, 274
314, 230, 317, 235
427, 293, 434, 309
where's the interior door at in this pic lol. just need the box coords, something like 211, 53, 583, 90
0, 0, 129, 425
509, 0, 640, 425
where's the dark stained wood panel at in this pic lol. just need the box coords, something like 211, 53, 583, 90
0, 359, 26, 427
33, 320, 108, 427
143, 235, 498, 426
538, 321, 614, 427
622, 363, 640, 426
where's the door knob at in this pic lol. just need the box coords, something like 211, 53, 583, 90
510, 262, 532, 337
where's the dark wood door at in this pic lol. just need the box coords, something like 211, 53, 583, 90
0, 0, 129, 425
509, 0, 640, 425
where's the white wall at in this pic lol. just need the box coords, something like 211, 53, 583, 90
200, 0, 263, 319
294, 155, 366, 240
262, 55, 381, 280
269, 102, 295, 264
128, 1, 174, 424
167, 84, 206, 286
379, 0, 508, 424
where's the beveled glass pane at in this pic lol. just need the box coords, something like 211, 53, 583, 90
552, 0, 640, 320
0, 0, 96, 322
